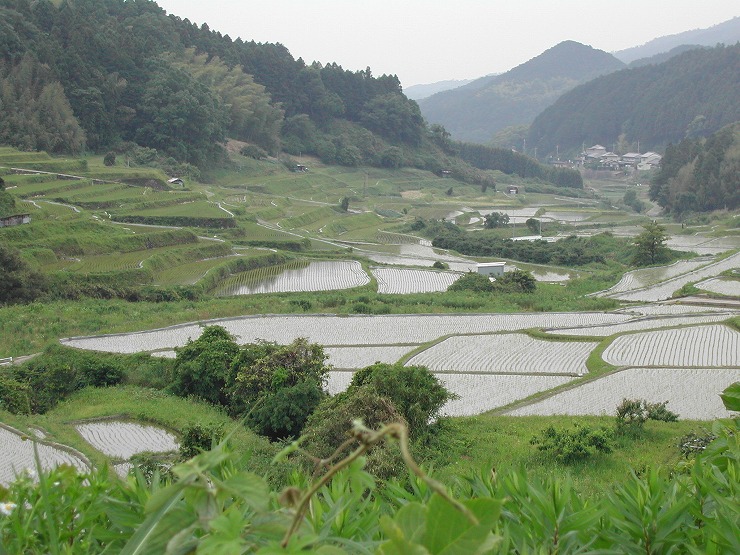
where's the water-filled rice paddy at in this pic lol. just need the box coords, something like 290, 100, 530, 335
602, 325, 739, 367
548, 313, 733, 337
695, 277, 740, 297
507, 368, 740, 420
600, 258, 712, 296
372, 268, 462, 294
75, 420, 179, 459
0, 425, 88, 486
602, 251, 740, 302
439, 374, 575, 416
61, 312, 631, 353
406, 334, 596, 376
213, 260, 370, 295
324, 345, 418, 369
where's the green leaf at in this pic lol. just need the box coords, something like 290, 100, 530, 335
119, 483, 186, 555
218, 472, 270, 512
315, 547, 351, 555
394, 502, 427, 543
378, 513, 431, 555
423, 495, 502, 555
720, 382, 740, 412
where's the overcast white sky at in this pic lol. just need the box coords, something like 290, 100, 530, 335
155, 1, 738, 87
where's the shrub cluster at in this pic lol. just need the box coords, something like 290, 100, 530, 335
447, 269, 536, 294
300, 363, 455, 477
0, 346, 124, 414
530, 424, 613, 463
170, 327, 330, 442
616, 398, 678, 436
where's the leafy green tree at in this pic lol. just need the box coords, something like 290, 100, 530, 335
623, 189, 644, 213
360, 93, 424, 145
496, 269, 537, 293
168, 49, 283, 152
350, 363, 454, 437
171, 326, 240, 405
447, 272, 496, 292
103, 151, 116, 166
484, 211, 510, 228
226, 338, 329, 438
525, 218, 540, 234
134, 59, 228, 168
301, 387, 407, 478
631, 222, 670, 266
339, 196, 350, 212
380, 146, 403, 168
246, 379, 325, 441
0, 244, 47, 305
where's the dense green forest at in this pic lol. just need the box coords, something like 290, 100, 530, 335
649, 122, 740, 217
418, 41, 625, 143
454, 142, 583, 188
527, 44, 740, 156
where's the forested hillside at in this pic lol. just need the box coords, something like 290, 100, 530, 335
0, 0, 587, 190
0, 0, 421, 171
527, 44, 740, 157
649, 122, 740, 217
417, 41, 625, 143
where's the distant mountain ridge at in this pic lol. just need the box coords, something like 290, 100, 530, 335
627, 44, 706, 68
404, 79, 476, 101
527, 44, 740, 156
613, 16, 740, 63
417, 41, 625, 143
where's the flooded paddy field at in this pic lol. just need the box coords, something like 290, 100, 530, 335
507, 367, 740, 420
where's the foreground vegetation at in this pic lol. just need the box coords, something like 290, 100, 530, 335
0, 384, 737, 553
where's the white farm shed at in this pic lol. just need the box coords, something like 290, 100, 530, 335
477, 262, 505, 276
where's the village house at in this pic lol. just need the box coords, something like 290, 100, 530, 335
477, 262, 506, 277
0, 213, 31, 227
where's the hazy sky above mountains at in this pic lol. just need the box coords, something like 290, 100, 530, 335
156, 0, 738, 87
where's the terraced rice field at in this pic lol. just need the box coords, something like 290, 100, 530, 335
600, 258, 712, 296
324, 345, 417, 368
406, 334, 596, 376
439, 374, 575, 416
616, 303, 738, 316
325, 371, 575, 416
695, 278, 740, 297
602, 325, 738, 367
61, 312, 631, 353
529, 270, 571, 282
327, 371, 356, 395
0, 425, 88, 486
213, 260, 370, 296
154, 256, 242, 285
548, 313, 733, 337
372, 268, 461, 294
666, 235, 740, 255
75, 421, 179, 459
506, 368, 740, 419
603, 251, 740, 302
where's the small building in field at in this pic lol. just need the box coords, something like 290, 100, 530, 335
292, 164, 308, 172
167, 177, 184, 187
0, 213, 31, 228
507, 186, 519, 195
477, 262, 506, 277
